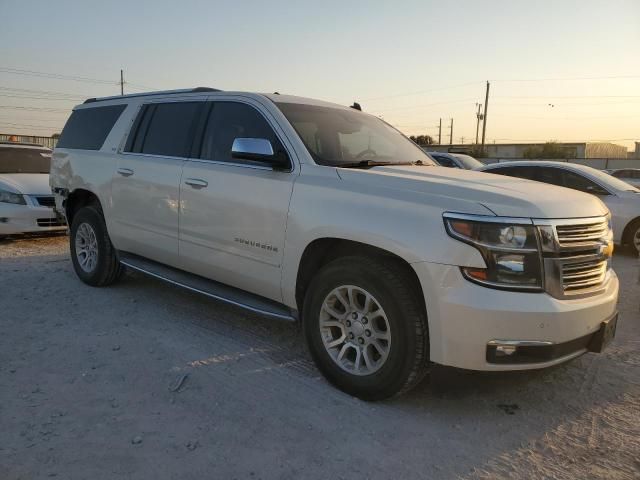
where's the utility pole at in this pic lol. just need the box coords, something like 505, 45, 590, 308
438, 118, 442, 145
460, 136, 465, 144
120, 69, 124, 96
475, 103, 483, 144
481, 81, 490, 151
448, 118, 454, 145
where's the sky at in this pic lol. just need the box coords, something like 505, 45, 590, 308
1, 0, 639, 150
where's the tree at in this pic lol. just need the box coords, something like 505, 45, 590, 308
409, 135, 435, 146
523, 141, 575, 159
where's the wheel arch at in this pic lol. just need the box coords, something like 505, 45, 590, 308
294, 238, 426, 318
65, 188, 102, 226
621, 216, 640, 246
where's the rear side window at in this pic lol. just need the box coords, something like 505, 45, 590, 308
57, 104, 126, 150
433, 155, 457, 168
199, 102, 283, 163
126, 102, 202, 157
489, 166, 536, 179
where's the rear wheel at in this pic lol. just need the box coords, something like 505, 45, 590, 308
303, 256, 429, 400
70, 206, 123, 286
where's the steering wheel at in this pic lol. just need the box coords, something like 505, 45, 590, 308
355, 148, 377, 160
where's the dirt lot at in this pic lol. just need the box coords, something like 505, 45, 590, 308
0, 234, 638, 480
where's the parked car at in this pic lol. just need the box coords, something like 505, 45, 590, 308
606, 168, 640, 189
428, 151, 484, 170
0, 142, 66, 237
51, 89, 618, 400
478, 161, 640, 254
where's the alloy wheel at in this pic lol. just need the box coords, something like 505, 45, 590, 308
319, 285, 391, 376
75, 222, 99, 273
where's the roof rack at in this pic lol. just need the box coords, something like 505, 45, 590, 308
83, 87, 222, 104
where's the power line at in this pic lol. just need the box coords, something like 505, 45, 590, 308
494, 95, 640, 99
362, 81, 483, 102
0, 67, 118, 85
0, 86, 86, 98
371, 98, 478, 114
0, 105, 70, 112
493, 74, 640, 83
0, 93, 80, 101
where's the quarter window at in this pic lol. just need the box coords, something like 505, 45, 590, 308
57, 104, 126, 150
199, 102, 284, 164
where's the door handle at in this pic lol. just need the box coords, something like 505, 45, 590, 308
117, 168, 134, 177
185, 178, 208, 189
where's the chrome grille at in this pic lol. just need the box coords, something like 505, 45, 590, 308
561, 258, 607, 292
556, 220, 608, 247
535, 216, 612, 298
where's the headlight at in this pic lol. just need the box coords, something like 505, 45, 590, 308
444, 214, 542, 291
0, 189, 26, 205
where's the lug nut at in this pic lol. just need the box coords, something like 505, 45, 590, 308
352, 312, 358, 320
349, 333, 354, 339
346, 320, 351, 327
362, 317, 368, 324
365, 330, 371, 337
358, 338, 364, 344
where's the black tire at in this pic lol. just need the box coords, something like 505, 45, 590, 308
623, 218, 640, 256
302, 256, 430, 400
70, 206, 123, 286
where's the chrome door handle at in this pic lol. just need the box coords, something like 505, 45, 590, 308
117, 168, 134, 177
185, 178, 208, 189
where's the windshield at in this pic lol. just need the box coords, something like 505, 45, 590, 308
276, 103, 435, 167
453, 154, 484, 169
0, 146, 51, 174
580, 165, 640, 192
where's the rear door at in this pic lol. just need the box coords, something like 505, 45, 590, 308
110, 100, 205, 266
178, 100, 297, 301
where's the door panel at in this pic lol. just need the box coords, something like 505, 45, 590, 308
179, 161, 295, 301
110, 154, 184, 265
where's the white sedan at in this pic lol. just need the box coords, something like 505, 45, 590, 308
477, 161, 640, 254
0, 142, 66, 236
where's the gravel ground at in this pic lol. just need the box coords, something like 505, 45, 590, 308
1, 234, 638, 480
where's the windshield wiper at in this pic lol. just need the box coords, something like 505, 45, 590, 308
337, 160, 431, 169
337, 160, 395, 169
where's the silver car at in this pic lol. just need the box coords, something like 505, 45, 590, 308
478, 161, 640, 254
606, 168, 640, 189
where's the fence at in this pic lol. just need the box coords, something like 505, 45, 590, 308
0, 134, 57, 149
483, 158, 639, 170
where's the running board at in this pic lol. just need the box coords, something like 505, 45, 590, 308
118, 252, 297, 322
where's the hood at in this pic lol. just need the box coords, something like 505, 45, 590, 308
337, 165, 609, 219
0, 173, 52, 195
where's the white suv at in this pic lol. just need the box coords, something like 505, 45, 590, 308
50, 88, 619, 399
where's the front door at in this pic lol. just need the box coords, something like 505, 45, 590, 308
178, 100, 297, 301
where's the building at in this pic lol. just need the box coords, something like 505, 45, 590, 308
427, 142, 628, 159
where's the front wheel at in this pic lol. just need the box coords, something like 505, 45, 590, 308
70, 206, 123, 286
303, 257, 430, 400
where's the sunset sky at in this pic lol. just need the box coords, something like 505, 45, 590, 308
1, 0, 638, 149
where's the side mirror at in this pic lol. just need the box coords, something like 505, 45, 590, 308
231, 138, 289, 170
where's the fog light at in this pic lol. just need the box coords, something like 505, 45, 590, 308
495, 345, 517, 356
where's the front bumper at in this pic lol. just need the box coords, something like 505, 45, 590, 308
412, 261, 619, 371
0, 199, 67, 235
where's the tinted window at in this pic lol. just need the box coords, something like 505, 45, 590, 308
199, 102, 283, 163
489, 166, 536, 179
0, 146, 51, 173
135, 102, 202, 157
432, 154, 457, 168
57, 104, 126, 150
533, 167, 609, 195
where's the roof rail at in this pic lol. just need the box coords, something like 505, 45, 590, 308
83, 87, 222, 104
